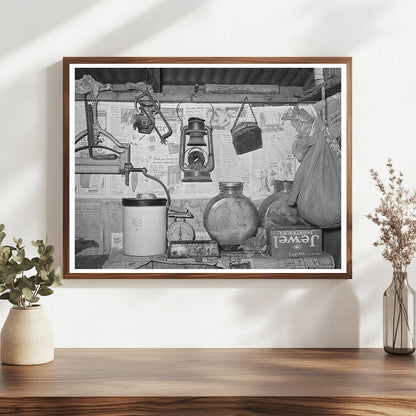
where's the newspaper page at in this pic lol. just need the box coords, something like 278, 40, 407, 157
74, 100, 316, 255
74, 101, 311, 201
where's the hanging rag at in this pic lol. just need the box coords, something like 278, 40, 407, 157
282, 105, 315, 162
75, 75, 104, 98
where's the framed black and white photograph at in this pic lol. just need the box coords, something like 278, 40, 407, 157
63, 57, 352, 279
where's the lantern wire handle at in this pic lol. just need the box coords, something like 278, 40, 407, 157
208, 102, 214, 128
176, 95, 215, 131
176, 94, 197, 127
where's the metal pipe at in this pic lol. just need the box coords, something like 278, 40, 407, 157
128, 167, 171, 207
205, 83, 280, 95
75, 158, 121, 174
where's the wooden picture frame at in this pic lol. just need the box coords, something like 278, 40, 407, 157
63, 57, 352, 279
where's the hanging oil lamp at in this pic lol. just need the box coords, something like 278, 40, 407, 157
179, 117, 214, 182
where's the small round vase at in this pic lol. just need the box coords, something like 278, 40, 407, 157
1, 305, 54, 365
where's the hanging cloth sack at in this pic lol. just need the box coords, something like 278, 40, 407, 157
230, 97, 262, 155
288, 122, 341, 229
75, 75, 104, 98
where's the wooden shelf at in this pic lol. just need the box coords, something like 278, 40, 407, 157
1, 348, 415, 415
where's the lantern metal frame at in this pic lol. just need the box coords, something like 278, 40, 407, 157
179, 117, 215, 182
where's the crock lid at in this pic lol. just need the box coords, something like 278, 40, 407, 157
122, 198, 167, 207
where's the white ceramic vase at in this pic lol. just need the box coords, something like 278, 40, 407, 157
1, 305, 54, 365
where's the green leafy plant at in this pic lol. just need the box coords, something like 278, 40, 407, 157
0, 224, 62, 309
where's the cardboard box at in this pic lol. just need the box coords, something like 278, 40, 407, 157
267, 228, 322, 258
251, 252, 334, 269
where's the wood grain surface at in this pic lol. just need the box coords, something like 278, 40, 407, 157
1, 348, 415, 415
1, 397, 416, 416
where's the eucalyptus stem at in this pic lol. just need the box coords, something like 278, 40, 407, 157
32, 284, 41, 303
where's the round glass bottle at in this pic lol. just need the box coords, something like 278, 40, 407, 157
203, 182, 259, 251
258, 180, 298, 229
383, 271, 415, 355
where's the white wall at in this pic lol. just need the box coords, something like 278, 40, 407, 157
0, 0, 415, 348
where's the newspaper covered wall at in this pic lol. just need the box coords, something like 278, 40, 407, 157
75, 101, 315, 254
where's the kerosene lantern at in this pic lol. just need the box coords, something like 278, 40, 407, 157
179, 117, 214, 182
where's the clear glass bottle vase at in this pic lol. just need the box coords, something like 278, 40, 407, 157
383, 271, 416, 355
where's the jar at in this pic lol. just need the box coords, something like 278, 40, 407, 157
258, 180, 298, 229
203, 182, 259, 251
383, 271, 415, 355
122, 197, 167, 256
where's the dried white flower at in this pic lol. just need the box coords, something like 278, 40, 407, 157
367, 159, 416, 272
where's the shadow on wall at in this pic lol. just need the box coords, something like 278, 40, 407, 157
0, 302, 10, 329
31, 0, 395, 347
56, 277, 359, 348
45, 0, 205, 264
296, 0, 394, 52
82, 0, 206, 55
44, 0, 395, 268
46, 62, 64, 264
0, 0, 101, 56
233, 280, 359, 347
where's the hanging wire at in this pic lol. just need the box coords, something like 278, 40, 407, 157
321, 84, 327, 130
320, 81, 341, 159
176, 94, 197, 126
145, 68, 155, 90
208, 102, 214, 128
141, 168, 171, 207
175, 93, 214, 128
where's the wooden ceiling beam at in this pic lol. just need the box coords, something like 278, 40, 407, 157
76, 92, 301, 104
297, 83, 341, 102
75, 85, 304, 104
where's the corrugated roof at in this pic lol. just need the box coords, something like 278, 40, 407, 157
75, 67, 315, 90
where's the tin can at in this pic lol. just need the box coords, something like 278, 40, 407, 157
267, 228, 322, 258
122, 198, 167, 256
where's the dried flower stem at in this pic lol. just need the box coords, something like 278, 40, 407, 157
366, 159, 416, 272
